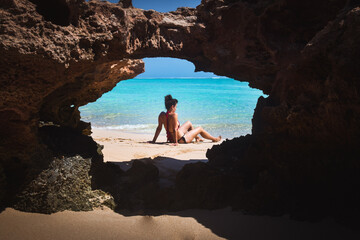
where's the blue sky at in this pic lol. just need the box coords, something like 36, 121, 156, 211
132, 0, 200, 12
109, 0, 201, 12
135, 58, 217, 79
106, 1, 215, 78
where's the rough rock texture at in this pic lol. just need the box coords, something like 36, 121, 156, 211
14, 155, 115, 213
1, 0, 360, 223
205, 2, 360, 221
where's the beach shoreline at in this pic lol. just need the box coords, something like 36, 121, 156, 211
91, 128, 223, 163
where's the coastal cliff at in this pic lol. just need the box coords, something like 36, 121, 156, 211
1, 0, 359, 222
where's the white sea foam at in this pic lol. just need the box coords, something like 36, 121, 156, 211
93, 124, 154, 130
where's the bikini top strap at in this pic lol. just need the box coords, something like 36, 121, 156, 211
166, 111, 169, 128
165, 111, 172, 142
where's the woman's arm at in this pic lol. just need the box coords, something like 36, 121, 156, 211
151, 114, 162, 143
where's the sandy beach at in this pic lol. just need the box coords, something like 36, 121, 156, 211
2, 205, 358, 240
91, 128, 223, 188
91, 128, 219, 162
0, 129, 359, 240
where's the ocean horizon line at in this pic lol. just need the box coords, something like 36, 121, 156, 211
133, 76, 229, 79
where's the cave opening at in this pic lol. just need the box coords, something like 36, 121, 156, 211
77, 57, 264, 198
73, 57, 265, 212
79, 57, 264, 147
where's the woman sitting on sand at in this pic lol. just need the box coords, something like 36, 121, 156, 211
150, 95, 221, 145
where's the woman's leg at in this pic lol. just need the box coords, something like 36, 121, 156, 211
179, 121, 202, 142
178, 121, 193, 133
185, 127, 221, 143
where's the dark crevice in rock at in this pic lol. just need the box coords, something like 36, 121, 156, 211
38, 125, 101, 160
117, 0, 132, 8
29, 0, 72, 26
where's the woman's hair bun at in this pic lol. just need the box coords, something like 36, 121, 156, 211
164, 94, 178, 110
165, 94, 173, 102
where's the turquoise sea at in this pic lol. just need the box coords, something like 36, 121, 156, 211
79, 78, 264, 139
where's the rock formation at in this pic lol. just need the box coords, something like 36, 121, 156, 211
14, 155, 115, 213
1, 0, 359, 223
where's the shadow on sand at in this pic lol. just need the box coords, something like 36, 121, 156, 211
109, 157, 360, 240
112, 156, 207, 188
